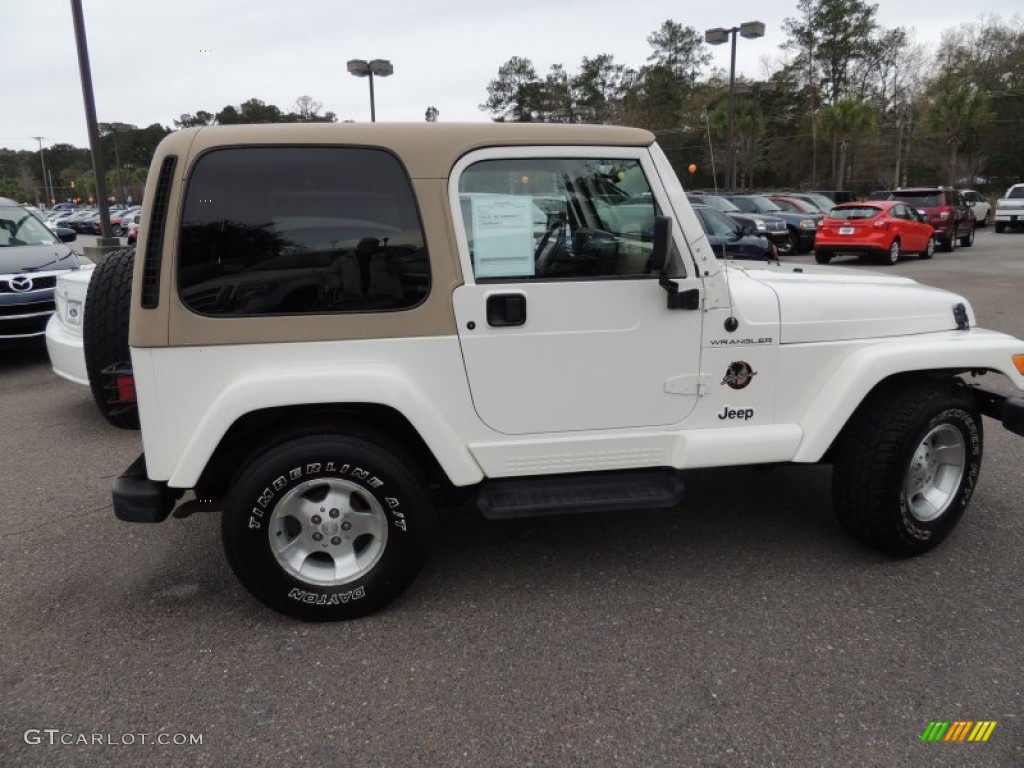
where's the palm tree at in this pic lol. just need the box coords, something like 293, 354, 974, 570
818, 99, 876, 190
925, 88, 993, 186
708, 98, 765, 191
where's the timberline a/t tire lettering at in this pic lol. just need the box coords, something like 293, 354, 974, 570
246, 462, 398, 531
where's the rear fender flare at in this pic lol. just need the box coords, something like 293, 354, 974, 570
166, 365, 484, 488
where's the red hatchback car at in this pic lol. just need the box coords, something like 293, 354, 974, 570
814, 201, 935, 266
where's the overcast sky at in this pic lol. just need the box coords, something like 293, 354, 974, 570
3, 1, 1020, 152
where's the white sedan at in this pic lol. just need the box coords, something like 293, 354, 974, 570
45, 265, 94, 385
962, 190, 992, 226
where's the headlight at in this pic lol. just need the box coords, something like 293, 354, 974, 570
755, 220, 766, 231
799, 219, 816, 229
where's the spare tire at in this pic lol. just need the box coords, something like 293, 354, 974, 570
83, 249, 139, 430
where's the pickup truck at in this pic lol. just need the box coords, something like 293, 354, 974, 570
993, 183, 1024, 232
82, 123, 1024, 621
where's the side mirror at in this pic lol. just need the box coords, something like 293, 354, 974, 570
651, 215, 672, 274
740, 224, 754, 236
57, 227, 77, 243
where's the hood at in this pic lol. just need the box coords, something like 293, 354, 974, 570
739, 264, 973, 343
0, 242, 80, 275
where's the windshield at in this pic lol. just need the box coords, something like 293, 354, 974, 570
700, 195, 741, 213
0, 206, 60, 247
732, 196, 781, 213
695, 207, 740, 237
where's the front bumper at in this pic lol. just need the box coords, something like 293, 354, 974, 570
113, 454, 182, 523
972, 386, 1024, 437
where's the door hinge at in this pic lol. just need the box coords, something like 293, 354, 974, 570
664, 374, 710, 396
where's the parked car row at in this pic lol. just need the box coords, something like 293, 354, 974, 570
42, 205, 141, 237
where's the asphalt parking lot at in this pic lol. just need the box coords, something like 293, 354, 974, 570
3, 229, 1022, 767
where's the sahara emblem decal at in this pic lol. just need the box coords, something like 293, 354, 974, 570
722, 361, 757, 390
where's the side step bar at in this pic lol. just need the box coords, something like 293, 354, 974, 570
477, 468, 685, 520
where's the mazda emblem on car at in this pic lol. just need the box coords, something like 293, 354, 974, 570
9, 275, 34, 292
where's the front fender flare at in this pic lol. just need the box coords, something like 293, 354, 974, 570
792, 330, 1024, 462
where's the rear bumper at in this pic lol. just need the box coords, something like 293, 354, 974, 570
972, 386, 1024, 438
44, 315, 88, 385
813, 244, 887, 258
113, 454, 182, 523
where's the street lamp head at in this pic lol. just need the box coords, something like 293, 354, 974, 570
369, 59, 393, 77
739, 21, 765, 39
347, 59, 370, 77
704, 27, 729, 45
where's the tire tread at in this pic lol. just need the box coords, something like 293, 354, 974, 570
83, 249, 139, 430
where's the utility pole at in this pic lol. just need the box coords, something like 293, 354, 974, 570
32, 136, 53, 208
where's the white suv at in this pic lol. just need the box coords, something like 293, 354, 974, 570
86, 124, 1024, 621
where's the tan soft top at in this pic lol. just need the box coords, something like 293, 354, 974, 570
160, 122, 656, 179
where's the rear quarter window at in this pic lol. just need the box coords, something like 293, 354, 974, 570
178, 146, 429, 316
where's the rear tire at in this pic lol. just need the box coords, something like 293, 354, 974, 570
959, 225, 975, 248
994, 222, 1005, 233
832, 378, 982, 557
222, 434, 433, 621
884, 238, 900, 265
83, 249, 139, 430
814, 250, 832, 264
941, 235, 955, 252
919, 235, 935, 259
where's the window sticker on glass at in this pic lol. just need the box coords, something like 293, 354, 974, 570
471, 195, 535, 279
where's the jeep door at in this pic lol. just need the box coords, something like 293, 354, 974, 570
450, 148, 704, 435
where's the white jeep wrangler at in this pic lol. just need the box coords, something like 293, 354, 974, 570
97, 123, 1024, 621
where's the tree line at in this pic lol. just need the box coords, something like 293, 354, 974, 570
0, 96, 337, 206
480, 1, 1023, 194
3, 1, 1022, 206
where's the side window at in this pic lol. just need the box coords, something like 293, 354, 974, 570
458, 158, 661, 281
178, 147, 429, 316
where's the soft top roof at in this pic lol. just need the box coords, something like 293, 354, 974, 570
159, 122, 657, 180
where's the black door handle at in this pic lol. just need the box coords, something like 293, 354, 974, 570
486, 294, 527, 327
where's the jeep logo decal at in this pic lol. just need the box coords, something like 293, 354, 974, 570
718, 406, 755, 420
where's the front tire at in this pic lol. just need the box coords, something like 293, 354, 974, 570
814, 250, 832, 264
832, 378, 982, 557
994, 222, 1005, 233
222, 434, 433, 620
941, 235, 956, 252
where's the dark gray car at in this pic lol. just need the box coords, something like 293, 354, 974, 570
0, 197, 83, 345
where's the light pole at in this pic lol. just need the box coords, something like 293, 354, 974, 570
704, 21, 765, 193
98, 122, 130, 204
32, 136, 54, 208
347, 59, 393, 122
70, 0, 117, 247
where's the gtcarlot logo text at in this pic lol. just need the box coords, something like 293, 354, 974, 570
24, 729, 203, 746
